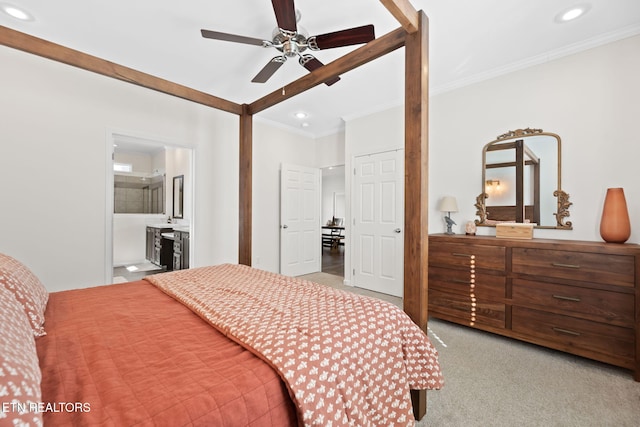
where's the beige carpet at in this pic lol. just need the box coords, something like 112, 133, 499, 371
420, 319, 640, 426
300, 272, 640, 427
299, 272, 402, 306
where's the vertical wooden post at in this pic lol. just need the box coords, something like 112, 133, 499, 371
404, 11, 429, 420
239, 104, 252, 266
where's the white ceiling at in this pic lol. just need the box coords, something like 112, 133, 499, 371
2, 0, 640, 138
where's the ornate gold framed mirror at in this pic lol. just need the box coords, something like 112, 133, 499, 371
475, 128, 572, 229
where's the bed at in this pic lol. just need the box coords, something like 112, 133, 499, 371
1, 254, 443, 426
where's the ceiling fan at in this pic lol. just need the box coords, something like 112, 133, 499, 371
201, 0, 375, 86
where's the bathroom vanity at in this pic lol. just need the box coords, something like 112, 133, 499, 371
146, 225, 190, 271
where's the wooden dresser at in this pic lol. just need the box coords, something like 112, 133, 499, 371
428, 234, 640, 381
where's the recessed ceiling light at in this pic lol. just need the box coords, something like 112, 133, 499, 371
301, 122, 310, 128
295, 112, 308, 119
555, 4, 591, 23
0, 3, 34, 21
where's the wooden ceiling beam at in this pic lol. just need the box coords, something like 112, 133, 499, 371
0, 26, 243, 115
248, 27, 406, 115
379, 0, 420, 33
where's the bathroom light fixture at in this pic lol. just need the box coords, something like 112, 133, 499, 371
554, 4, 591, 23
486, 179, 501, 187
0, 3, 34, 21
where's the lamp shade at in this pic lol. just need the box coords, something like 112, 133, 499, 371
438, 196, 458, 213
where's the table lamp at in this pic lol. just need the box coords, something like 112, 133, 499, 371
438, 196, 459, 235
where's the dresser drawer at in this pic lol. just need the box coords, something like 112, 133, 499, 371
512, 307, 635, 366
430, 266, 505, 299
512, 279, 634, 326
430, 289, 505, 329
429, 242, 506, 272
512, 248, 635, 287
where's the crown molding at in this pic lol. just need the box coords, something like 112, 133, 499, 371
431, 24, 640, 96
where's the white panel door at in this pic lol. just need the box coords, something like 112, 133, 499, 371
280, 163, 321, 277
352, 150, 404, 297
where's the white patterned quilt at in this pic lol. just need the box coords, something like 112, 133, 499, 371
145, 264, 443, 426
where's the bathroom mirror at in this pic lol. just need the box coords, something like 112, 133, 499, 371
114, 173, 165, 214
173, 175, 184, 219
475, 128, 572, 229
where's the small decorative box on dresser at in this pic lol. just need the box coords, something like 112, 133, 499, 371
428, 234, 640, 381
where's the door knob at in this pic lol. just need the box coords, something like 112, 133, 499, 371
394, 228, 401, 233
282, 224, 288, 229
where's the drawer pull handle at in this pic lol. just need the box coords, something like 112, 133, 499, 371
551, 262, 581, 269
552, 295, 581, 302
452, 253, 472, 258
552, 327, 581, 337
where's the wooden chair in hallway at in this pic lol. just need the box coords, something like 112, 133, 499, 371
322, 218, 344, 253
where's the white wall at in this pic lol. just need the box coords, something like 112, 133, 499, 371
321, 168, 345, 224
114, 150, 158, 175
166, 147, 193, 223
113, 214, 164, 266
0, 45, 240, 291
335, 35, 640, 286
429, 34, 640, 243
3, 33, 637, 292
318, 131, 347, 232
315, 131, 345, 168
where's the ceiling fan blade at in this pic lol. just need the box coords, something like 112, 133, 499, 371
271, 0, 297, 32
309, 24, 375, 50
201, 29, 266, 47
299, 55, 340, 86
252, 57, 287, 83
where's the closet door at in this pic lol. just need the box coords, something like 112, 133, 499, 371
352, 150, 404, 297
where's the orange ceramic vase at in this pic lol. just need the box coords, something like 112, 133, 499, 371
599, 187, 631, 243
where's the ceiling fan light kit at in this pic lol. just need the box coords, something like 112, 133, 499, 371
201, 0, 375, 86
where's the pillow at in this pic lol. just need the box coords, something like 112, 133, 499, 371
0, 254, 48, 337
0, 285, 43, 426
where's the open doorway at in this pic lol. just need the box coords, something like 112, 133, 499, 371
321, 165, 345, 277
106, 132, 194, 284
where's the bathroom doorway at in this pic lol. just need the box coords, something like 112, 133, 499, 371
106, 132, 194, 284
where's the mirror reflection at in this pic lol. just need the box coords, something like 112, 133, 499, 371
173, 175, 184, 219
114, 172, 165, 214
476, 128, 572, 229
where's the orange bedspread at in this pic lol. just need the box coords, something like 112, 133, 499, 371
36, 280, 297, 426
146, 264, 444, 427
